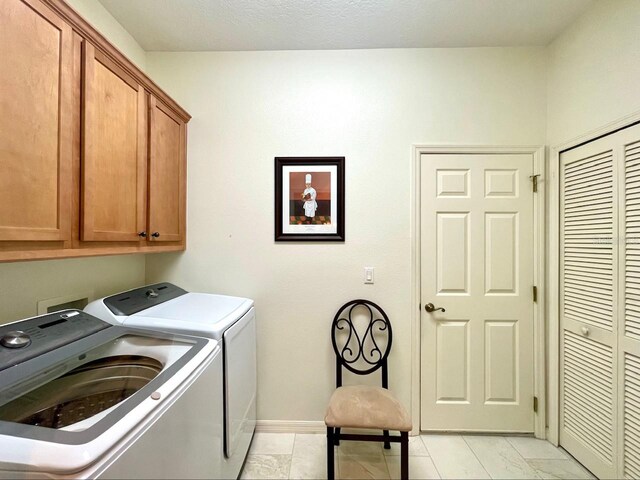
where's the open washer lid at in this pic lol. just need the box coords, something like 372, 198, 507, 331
0, 310, 217, 475
126, 292, 254, 340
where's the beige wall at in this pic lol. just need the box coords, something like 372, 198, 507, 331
0, 0, 148, 326
0, 256, 146, 323
144, 47, 548, 421
547, 0, 640, 146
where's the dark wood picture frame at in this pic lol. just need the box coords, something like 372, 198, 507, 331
275, 157, 345, 242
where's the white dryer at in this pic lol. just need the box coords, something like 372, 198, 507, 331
0, 309, 223, 479
85, 283, 256, 480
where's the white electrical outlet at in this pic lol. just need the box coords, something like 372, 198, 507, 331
364, 267, 374, 284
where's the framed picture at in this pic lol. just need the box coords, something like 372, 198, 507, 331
275, 157, 345, 242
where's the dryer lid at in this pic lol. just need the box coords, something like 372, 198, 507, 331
126, 293, 254, 340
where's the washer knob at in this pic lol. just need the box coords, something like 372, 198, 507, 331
1, 331, 31, 349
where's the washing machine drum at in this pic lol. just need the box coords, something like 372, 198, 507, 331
0, 355, 162, 429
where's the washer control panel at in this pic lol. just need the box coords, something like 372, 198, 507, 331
0, 310, 110, 372
103, 282, 187, 316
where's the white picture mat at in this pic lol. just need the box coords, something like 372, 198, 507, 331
282, 165, 338, 234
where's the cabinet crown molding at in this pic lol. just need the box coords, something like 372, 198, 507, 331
42, 0, 191, 123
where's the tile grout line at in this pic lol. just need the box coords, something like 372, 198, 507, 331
502, 436, 547, 479
461, 434, 494, 480
556, 446, 598, 479
506, 436, 575, 461
466, 435, 548, 480
287, 434, 296, 480
504, 435, 534, 461
380, 448, 392, 480
382, 447, 392, 479
418, 435, 444, 480
512, 445, 595, 480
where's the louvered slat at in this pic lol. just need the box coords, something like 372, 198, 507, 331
563, 151, 614, 331
564, 151, 613, 175
563, 331, 614, 463
625, 353, 640, 478
561, 148, 614, 469
626, 141, 640, 339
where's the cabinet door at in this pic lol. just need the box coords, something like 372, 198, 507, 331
0, 0, 72, 241
82, 41, 147, 242
148, 95, 185, 243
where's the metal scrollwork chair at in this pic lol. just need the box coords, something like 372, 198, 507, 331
324, 299, 411, 480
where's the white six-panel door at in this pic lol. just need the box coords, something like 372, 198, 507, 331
559, 123, 640, 480
420, 153, 535, 432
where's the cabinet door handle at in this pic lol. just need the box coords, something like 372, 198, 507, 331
138, 231, 147, 238
151, 232, 160, 238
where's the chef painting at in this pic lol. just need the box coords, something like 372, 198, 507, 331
301, 174, 318, 223
277, 159, 342, 240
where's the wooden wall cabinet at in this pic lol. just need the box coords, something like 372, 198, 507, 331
148, 96, 186, 243
0, 0, 73, 243
0, 0, 190, 262
82, 41, 148, 243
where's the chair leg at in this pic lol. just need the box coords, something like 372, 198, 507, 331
383, 429, 391, 449
334, 427, 341, 446
400, 431, 409, 480
327, 427, 335, 480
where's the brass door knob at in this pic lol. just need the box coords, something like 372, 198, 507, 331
425, 303, 445, 313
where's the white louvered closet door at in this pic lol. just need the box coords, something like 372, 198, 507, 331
560, 137, 618, 480
560, 122, 640, 480
619, 127, 640, 480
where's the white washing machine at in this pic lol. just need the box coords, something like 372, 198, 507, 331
85, 283, 256, 480
0, 309, 223, 479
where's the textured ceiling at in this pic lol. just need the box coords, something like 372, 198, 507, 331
97, 0, 594, 51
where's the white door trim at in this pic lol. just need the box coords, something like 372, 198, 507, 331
410, 144, 546, 438
547, 110, 640, 446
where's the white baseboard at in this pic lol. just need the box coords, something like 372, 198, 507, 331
255, 420, 326, 434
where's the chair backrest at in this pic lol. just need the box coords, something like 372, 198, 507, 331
331, 299, 392, 389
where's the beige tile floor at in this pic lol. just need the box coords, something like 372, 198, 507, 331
240, 433, 595, 479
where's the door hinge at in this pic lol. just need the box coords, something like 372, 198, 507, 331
530, 174, 540, 193
419, 303, 421, 311
533, 396, 538, 413
533, 285, 537, 302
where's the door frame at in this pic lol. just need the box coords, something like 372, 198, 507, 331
548, 112, 640, 446
410, 144, 546, 438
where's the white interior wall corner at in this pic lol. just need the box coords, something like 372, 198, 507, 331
64, 0, 148, 71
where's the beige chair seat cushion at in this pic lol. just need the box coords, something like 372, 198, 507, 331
324, 385, 412, 432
